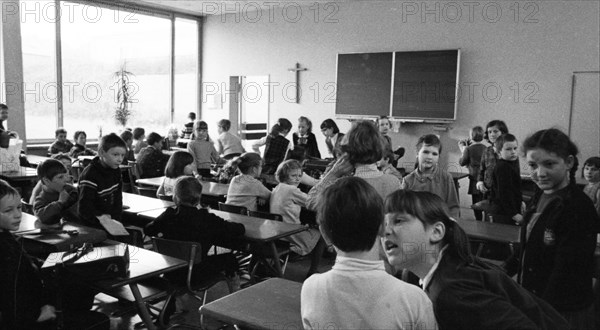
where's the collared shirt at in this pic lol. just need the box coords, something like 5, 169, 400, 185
354, 163, 382, 178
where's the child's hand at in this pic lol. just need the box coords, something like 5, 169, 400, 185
37, 304, 56, 322
476, 181, 487, 193
512, 214, 524, 225
58, 190, 71, 203
328, 154, 354, 178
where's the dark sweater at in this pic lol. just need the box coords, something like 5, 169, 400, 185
292, 132, 321, 159
77, 157, 123, 227
34, 186, 79, 225
262, 135, 290, 175
490, 158, 522, 217
137, 146, 169, 178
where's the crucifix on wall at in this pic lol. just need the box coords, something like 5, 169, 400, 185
288, 62, 307, 103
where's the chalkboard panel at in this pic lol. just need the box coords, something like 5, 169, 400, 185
392, 50, 459, 120
335, 52, 392, 117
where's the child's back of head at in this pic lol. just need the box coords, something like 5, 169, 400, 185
318, 176, 383, 252
173, 176, 202, 207
133, 127, 145, 140
231, 152, 262, 175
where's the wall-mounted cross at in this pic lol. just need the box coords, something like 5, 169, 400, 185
288, 62, 307, 103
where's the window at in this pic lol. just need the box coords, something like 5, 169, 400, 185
173, 17, 199, 132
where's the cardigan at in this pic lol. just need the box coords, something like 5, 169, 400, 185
225, 174, 271, 212
216, 131, 244, 157
187, 138, 219, 170
490, 158, 522, 218
137, 145, 169, 178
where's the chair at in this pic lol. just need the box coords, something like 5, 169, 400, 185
152, 237, 233, 328
128, 161, 158, 197
21, 199, 33, 214
218, 202, 248, 215
245, 211, 291, 282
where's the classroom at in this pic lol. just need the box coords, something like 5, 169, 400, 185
1, 1, 599, 329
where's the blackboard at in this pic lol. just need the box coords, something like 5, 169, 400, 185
335, 52, 392, 117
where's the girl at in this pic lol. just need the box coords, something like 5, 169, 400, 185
458, 126, 487, 220
515, 128, 599, 328
252, 118, 293, 175
270, 160, 325, 277
476, 120, 510, 196
225, 152, 271, 212
383, 189, 569, 330
157, 150, 197, 197
187, 120, 220, 178
582, 156, 600, 217
320, 118, 344, 159
292, 116, 321, 160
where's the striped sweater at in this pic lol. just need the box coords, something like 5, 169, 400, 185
77, 157, 123, 227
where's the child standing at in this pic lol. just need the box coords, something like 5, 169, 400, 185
33, 159, 78, 224
157, 151, 197, 197
302, 177, 437, 329
582, 156, 600, 217
225, 153, 271, 212
292, 116, 321, 160
488, 133, 523, 224
476, 120, 510, 197
252, 118, 293, 175
69, 131, 97, 158
77, 133, 127, 229
270, 160, 325, 277
187, 120, 220, 178
216, 119, 244, 160
513, 128, 600, 328
401, 134, 460, 218
458, 126, 487, 220
48, 127, 74, 155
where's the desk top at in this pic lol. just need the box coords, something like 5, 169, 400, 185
457, 218, 521, 245
122, 192, 175, 214
0, 167, 38, 180
27, 154, 51, 167
136, 177, 229, 197
200, 278, 302, 330
137, 208, 308, 243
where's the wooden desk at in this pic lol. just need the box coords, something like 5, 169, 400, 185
457, 218, 521, 245
43, 242, 186, 330
0, 167, 38, 181
122, 192, 174, 214
27, 154, 51, 168
137, 208, 308, 276
136, 177, 229, 198
200, 278, 302, 330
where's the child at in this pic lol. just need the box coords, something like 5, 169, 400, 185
137, 132, 170, 178
119, 130, 136, 164
458, 126, 487, 220
29, 154, 73, 205
48, 127, 74, 155
157, 151, 197, 197
77, 133, 127, 229
377, 116, 393, 154
292, 116, 321, 160
216, 119, 245, 159
302, 177, 437, 329
488, 133, 522, 224
132, 127, 147, 155
180, 112, 196, 139
476, 120, 510, 196
69, 131, 97, 158
512, 128, 600, 328
225, 152, 271, 212
145, 176, 245, 320
0, 179, 109, 330
320, 118, 344, 159
0, 103, 7, 132
382, 189, 569, 329
252, 118, 292, 175
33, 159, 78, 224
270, 160, 325, 277
187, 120, 220, 177
582, 156, 600, 217
401, 134, 460, 218
378, 149, 403, 180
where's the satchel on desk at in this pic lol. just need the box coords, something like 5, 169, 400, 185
43, 243, 130, 281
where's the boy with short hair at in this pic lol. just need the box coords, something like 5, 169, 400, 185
119, 130, 135, 164
69, 131, 97, 158
34, 159, 78, 224
216, 119, 245, 159
180, 112, 196, 139
30, 154, 73, 205
301, 177, 437, 329
48, 127, 74, 154
132, 127, 147, 155
378, 149, 403, 180
401, 134, 460, 218
489, 133, 522, 224
77, 133, 127, 228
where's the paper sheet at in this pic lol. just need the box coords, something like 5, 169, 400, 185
97, 215, 130, 236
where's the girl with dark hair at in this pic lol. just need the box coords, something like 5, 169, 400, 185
511, 128, 600, 328
320, 118, 344, 159
292, 116, 321, 160
252, 118, 293, 175
225, 152, 271, 212
383, 189, 569, 330
157, 151, 197, 197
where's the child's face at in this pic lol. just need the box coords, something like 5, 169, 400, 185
417, 144, 440, 172
285, 168, 302, 187
60, 158, 72, 172
99, 146, 126, 169
487, 125, 502, 143
379, 119, 391, 135
0, 193, 22, 231
526, 148, 573, 194
196, 128, 208, 140
498, 141, 519, 161
298, 121, 309, 135
57, 133, 67, 143
321, 127, 333, 138
44, 172, 71, 193
382, 212, 434, 271
583, 164, 600, 183
76, 134, 87, 146
0, 108, 8, 121
217, 126, 224, 134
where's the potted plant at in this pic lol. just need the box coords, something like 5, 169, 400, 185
113, 64, 134, 127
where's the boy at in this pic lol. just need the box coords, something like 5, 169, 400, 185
378, 149, 403, 180
458, 126, 487, 220
48, 127, 74, 155
69, 131, 97, 158
401, 134, 460, 218
119, 130, 136, 164
30, 154, 73, 205
301, 177, 437, 329
132, 127, 147, 155
137, 132, 170, 178
180, 112, 196, 139
34, 159, 78, 224
216, 119, 245, 159
77, 133, 127, 228
489, 133, 522, 224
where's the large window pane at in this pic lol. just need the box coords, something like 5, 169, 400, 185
21, 0, 57, 139
61, 2, 171, 138
173, 18, 198, 133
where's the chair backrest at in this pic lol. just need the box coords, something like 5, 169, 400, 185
152, 237, 202, 286
21, 199, 33, 214
128, 160, 142, 183
218, 202, 248, 215
157, 193, 173, 202
247, 210, 283, 221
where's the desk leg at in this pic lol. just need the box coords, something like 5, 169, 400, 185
269, 242, 283, 277
129, 283, 157, 330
